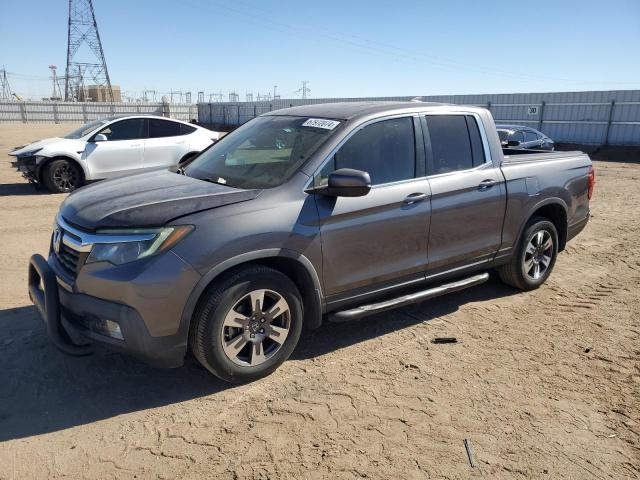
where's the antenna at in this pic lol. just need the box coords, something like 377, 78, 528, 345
64, 0, 113, 101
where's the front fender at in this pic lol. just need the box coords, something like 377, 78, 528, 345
178, 248, 324, 342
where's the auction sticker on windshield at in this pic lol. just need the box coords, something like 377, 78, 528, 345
302, 118, 340, 130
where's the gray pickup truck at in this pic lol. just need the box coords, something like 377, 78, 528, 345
28, 102, 594, 383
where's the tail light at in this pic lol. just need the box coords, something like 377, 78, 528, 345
587, 165, 595, 200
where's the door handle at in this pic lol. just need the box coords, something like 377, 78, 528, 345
403, 192, 428, 204
130, 144, 141, 147
478, 179, 497, 190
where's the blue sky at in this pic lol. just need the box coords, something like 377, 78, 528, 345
2, 0, 639, 100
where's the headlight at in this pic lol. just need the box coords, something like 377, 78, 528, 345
86, 225, 193, 265
17, 147, 43, 157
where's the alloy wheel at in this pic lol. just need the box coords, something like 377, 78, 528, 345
221, 289, 290, 367
523, 230, 553, 280
53, 163, 79, 191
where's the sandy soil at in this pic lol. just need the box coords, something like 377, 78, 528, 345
0, 124, 638, 479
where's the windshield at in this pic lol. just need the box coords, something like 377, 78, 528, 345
185, 115, 341, 189
64, 119, 110, 139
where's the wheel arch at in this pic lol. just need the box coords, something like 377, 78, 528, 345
180, 249, 324, 350
37, 155, 88, 185
519, 198, 568, 251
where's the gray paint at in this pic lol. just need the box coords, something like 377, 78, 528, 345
44, 102, 592, 366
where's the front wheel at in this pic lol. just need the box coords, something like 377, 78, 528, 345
42, 159, 84, 193
190, 265, 303, 383
498, 217, 558, 291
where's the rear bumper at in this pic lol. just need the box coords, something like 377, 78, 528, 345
28, 253, 190, 368
567, 212, 590, 242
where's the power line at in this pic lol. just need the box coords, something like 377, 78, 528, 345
179, 0, 640, 87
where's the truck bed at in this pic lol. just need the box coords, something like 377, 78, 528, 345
501, 149, 587, 164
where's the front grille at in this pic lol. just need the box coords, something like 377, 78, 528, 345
56, 242, 81, 277
54, 233, 87, 279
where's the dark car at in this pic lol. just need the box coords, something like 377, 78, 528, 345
28, 102, 593, 383
496, 124, 554, 151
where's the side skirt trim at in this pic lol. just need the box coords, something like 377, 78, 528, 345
328, 272, 489, 322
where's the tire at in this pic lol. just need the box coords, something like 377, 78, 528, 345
498, 217, 559, 291
42, 159, 84, 193
190, 265, 303, 383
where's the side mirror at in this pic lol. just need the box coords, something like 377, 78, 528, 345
506, 140, 520, 147
311, 168, 371, 197
93, 133, 108, 142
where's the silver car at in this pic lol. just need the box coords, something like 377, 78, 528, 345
9, 115, 220, 192
496, 124, 554, 151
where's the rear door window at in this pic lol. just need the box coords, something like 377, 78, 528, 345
148, 118, 182, 138
510, 131, 525, 142
523, 131, 538, 142
425, 115, 474, 174
466, 116, 486, 167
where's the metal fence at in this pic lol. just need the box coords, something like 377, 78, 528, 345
198, 90, 640, 146
0, 101, 198, 123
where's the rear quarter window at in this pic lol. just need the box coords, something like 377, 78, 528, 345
180, 123, 197, 135
149, 118, 182, 138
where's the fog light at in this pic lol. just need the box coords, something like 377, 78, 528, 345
95, 318, 123, 340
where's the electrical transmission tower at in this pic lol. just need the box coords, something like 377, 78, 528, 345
0, 67, 13, 100
297, 81, 310, 99
64, 0, 113, 102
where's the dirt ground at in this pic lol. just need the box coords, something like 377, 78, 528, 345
0, 124, 638, 479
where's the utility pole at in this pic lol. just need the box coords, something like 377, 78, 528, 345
197, 91, 204, 103
49, 65, 60, 99
273, 85, 279, 99
64, 0, 113, 101
185, 91, 192, 103
0, 67, 13, 100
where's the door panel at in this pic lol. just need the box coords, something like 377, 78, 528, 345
144, 118, 189, 169
84, 118, 146, 178
422, 113, 506, 273
427, 166, 505, 272
144, 137, 188, 169
316, 179, 431, 296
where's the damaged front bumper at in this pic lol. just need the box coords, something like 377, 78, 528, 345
10, 154, 41, 183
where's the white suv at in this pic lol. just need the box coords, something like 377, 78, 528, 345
9, 116, 220, 192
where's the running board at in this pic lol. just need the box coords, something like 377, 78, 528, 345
328, 272, 490, 322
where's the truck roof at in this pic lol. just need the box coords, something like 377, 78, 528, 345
266, 101, 447, 121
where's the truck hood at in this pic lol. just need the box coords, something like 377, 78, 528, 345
10, 137, 85, 156
60, 170, 261, 230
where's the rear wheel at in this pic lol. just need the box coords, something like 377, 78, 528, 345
498, 217, 558, 291
43, 159, 83, 193
190, 265, 303, 383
